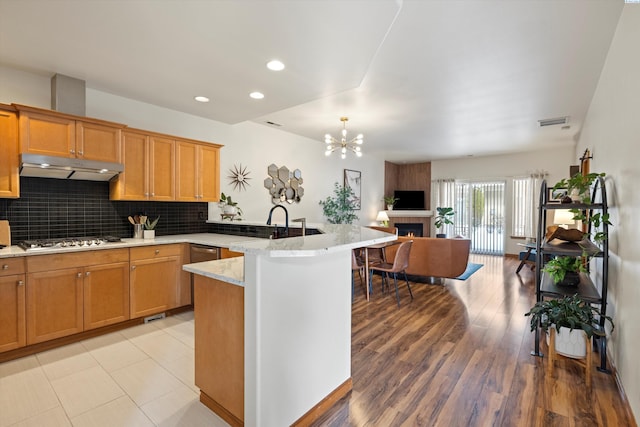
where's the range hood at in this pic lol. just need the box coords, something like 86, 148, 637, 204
20, 154, 124, 182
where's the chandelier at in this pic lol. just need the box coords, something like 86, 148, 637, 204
324, 117, 363, 159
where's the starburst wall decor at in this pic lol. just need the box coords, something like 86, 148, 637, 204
228, 164, 251, 191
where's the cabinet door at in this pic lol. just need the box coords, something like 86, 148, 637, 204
149, 136, 175, 201
110, 131, 149, 200
0, 274, 26, 352
83, 261, 130, 330
198, 144, 220, 201
76, 121, 122, 162
175, 141, 198, 201
130, 256, 180, 319
19, 111, 75, 157
0, 109, 19, 198
26, 268, 83, 344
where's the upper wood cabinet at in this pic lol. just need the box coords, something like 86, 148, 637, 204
15, 105, 124, 163
0, 105, 19, 198
176, 140, 220, 201
110, 129, 175, 201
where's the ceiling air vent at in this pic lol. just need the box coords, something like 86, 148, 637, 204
538, 116, 569, 127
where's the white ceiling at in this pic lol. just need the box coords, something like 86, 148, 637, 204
0, 0, 624, 162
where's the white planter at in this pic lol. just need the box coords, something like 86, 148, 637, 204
387, 204, 394, 211
547, 326, 587, 359
223, 205, 238, 215
143, 230, 155, 239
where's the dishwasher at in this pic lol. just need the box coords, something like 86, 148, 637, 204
190, 244, 221, 304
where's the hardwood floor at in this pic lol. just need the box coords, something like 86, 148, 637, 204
312, 255, 636, 427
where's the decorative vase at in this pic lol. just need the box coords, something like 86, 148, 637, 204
387, 204, 394, 211
546, 326, 587, 359
143, 229, 155, 239
223, 205, 238, 215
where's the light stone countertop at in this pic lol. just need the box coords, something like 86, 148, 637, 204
183, 257, 245, 286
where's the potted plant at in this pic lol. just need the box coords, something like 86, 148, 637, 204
525, 294, 614, 358
542, 255, 585, 286
319, 182, 359, 224
219, 192, 243, 220
551, 172, 611, 243
143, 216, 160, 239
433, 207, 454, 238
383, 195, 399, 211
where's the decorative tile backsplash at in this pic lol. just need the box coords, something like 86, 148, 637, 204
0, 178, 209, 244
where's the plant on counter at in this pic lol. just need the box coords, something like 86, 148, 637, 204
525, 294, 614, 339
219, 192, 243, 219
319, 182, 359, 224
144, 216, 160, 230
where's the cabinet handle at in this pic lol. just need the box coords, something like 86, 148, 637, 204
131, 265, 136, 271
85, 271, 91, 277
151, 193, 155, 197
2, 264, 8, 270
77, 272, 82, 278
17, 280, 24, 286
78, 151, 83, 156
70, 149, 75, 155
155, 249, 160, 255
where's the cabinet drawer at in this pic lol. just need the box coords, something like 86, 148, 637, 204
0, 257, 26, 277
130, 244, 182, 261
26, 248, 129, 273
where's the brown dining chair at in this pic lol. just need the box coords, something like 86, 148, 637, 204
365, 226, 398, 265
369, 240, 413, 306
352, 249, 365, 301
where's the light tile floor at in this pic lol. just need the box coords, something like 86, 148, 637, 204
0, 311, 230, 427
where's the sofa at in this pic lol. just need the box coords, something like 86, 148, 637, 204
384, 235, 471, 279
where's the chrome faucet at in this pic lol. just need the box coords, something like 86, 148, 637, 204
267, 204, 289, 237
292, 217, 306, 236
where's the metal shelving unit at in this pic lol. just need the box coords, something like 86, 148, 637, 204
533, 177, 610, 372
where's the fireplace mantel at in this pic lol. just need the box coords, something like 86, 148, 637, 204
386, 210, 433, 217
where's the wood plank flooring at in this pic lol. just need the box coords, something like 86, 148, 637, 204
312, 255, 636, 427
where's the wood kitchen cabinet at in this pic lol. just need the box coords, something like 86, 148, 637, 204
0, 258, 26, 352
110, 129, 175, 201
176, 140, 221, 202
129, 244, 182, 319
0, 105, 19, 198
15, 105, 124, 163
25, 249, 130, 344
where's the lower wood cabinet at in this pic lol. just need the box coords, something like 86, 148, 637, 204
25, 249, 130, 345
0, 257, 26, 352
130, 244, 182, 319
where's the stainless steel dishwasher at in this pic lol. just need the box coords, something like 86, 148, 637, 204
190, 244, 221, 304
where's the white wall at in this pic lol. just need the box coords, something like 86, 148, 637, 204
0, 66, 386, 226
431, 148, 575, 255
574, 5, 640, 419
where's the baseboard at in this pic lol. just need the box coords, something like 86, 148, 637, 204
608, 347, 639, 427
200, 392, 243, 427
291, 378, 353, 427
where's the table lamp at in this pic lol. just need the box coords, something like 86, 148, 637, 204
376, 211, 390, 226
553, 209, 575, 229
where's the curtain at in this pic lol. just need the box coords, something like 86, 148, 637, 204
524, 171, 547, 239
431, 178, 456, 236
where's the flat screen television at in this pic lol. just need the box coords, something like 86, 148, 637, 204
393, 190, 425, 210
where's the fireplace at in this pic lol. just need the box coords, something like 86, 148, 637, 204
395, 223, 423, 237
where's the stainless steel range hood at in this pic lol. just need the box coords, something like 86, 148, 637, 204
20, 154, 124, 181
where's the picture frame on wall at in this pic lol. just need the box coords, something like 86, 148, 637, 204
344, 169, 361, 210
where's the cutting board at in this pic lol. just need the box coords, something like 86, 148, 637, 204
0, 220, 10, 246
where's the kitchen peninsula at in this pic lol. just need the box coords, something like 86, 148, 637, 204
183, 225, 396, 427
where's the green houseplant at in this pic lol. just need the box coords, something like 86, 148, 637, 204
434, 207, 455, 237
319, 182, 359, 224
219, 192, 243, 220
551, 172, 611, 243
525, 294, 614, 340
383, 195, 399, 210
143, 216, 159, 239
542, 255, 585, 285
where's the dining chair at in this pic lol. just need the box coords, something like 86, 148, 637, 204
352, 249, 365, 301
365, 226, 398, 265
368, 240, 413, 306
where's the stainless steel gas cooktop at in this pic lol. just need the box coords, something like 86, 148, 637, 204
17, 236, 122, 252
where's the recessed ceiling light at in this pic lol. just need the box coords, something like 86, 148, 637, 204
266, 60, 285, 71
250, 92, 264, 99
194, 96, 210, 103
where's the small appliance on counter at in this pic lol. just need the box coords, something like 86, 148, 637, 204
0, 220, 10, 248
